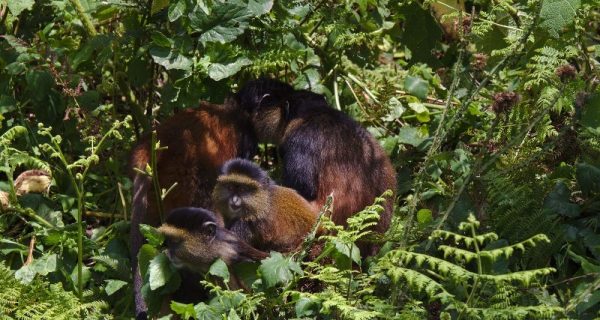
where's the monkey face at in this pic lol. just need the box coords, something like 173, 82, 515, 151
158, 208, 240, 273
213, 174, 269, 222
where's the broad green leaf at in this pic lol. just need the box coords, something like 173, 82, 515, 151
208, 58, 252, 81
576, 163, 600, 197
580, 94, 600, 129
397, 127, 427, 147
208, 259, 230, 283
333, 239, 361, 264
194, 302, 221, 320
171, 301, 196, 319
151, 31, 172, 48
543, 182, 581, 218
295, 297, 316, 317
70, 266, 92, 291
259, 252, 302, 288
1, 35, 28, 54
7, 0, 35, 16
189, 3, 251, 45
248, 0, 274, 16
408, 102, 431, 123
404, 76, 429, 100
105, 279, 128, 296
148, 253, 176, 290
539, 0, 581, 38
139, 223, 165, 247
138, 244, 159, 279
149, 47, 193, 71
168, 0, 187, 22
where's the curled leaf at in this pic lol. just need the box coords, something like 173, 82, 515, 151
14, 169, 52, 196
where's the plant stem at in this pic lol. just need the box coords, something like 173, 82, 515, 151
150, 131, 165, 223
67, 0, 97, 37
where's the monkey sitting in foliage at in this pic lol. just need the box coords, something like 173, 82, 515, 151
235, 78, 397, 256
158, 207, 268, 303
212, 158, 317, 253
129, 102, 257, 319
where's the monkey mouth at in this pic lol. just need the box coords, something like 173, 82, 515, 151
164, 250, 185, 269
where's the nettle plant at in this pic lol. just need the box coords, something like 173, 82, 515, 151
377, 214, 564, 319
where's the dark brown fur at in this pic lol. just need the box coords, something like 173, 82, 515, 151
129, 101, 256, 319
236, 79, 396, 256
212, 159, 317, 253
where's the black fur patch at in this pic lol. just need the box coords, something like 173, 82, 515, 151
166, 207, 218, 232
235, 78, 294, 113
220, 159, 272, 188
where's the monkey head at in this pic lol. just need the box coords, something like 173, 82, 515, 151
212, 159, 273, 223
235, 78, 295, 143
158, 207, 266, 273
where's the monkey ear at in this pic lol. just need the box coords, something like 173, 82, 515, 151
202, 221, 217, 237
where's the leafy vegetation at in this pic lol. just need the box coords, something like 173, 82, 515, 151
1, 0, 599, 318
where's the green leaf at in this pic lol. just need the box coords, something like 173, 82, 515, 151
149, 47, 193, 71
576, 163, 600, 197
189, 3, 251, 45
417, 209, 433, 224
404, 76, 429, 100
171, 301, 196, 319
194, 302, 221, 320
151, 0, 169, 15
151, 31, 172, 48
539, 0, 581, 38
148, 253, 176, 291
139, 224, 165, 247
333, 239, 361, 264
208, 58, 252, 81
105, 279, 128, 296
397, 127, 427, 147
259, 252, 302, 288
543, 182, 581, 217
138, 244, 159, 279
580, 94, 600, 129
6, 0, 35, 16
248, 0, 274, 16
208, 259, 230, 283
168, 0, 187, 22
295, 297, 316, 317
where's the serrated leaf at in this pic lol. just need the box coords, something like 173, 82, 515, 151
148, 253, 176, 290
7, 0, 35, 16
189, 3, 251, 45
139, 224, 165, 247
151, 31, 172, 48
105, 279, 128, 296
149, 47, 192, 71
543, 182, 581, 217
404, 76, 429, 100
208, 259, 230, 283
168, 0, 187, 22
539, 0, 581, 38
194, 302, 220, 320
208, 58, 252, 81
259, 252, 302, 288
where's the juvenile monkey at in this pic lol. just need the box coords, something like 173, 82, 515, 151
129, 101, 257, 319
236, 78, 397, 256
212, 158, 317, 253
158, 207, 268, 302
159, 207, 268, 272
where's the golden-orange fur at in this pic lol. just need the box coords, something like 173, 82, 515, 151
212, 159, 317, 253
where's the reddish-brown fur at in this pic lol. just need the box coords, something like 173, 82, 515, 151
129, 101, 256, 319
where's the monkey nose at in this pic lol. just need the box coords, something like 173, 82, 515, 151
229, 195, 242, 211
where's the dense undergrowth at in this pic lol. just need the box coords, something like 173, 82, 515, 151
1, 0, 599, 318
